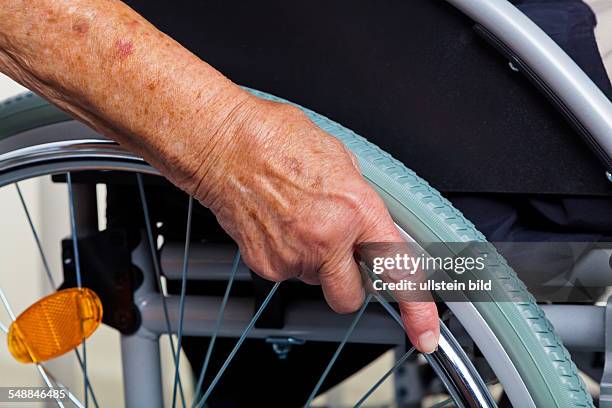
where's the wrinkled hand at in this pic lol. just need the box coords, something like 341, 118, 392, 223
0, 0, 439, 353
192, 95, 440, 353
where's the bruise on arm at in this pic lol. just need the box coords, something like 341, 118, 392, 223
0, 0, 251, 193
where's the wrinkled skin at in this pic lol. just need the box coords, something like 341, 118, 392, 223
0, 0, 439, 352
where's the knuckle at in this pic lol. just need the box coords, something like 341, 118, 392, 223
309, 228, 336, 251
298, 216, 343, 251
340, 188, 364, 212
274, 102, 307, 122
241, 249, 299, 282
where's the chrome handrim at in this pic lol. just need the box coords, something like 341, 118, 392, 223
0, 134, 504, 408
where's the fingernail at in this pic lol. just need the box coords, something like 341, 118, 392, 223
418, 330, 438, 354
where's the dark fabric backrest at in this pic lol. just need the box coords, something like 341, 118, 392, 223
125, 0, 612, 196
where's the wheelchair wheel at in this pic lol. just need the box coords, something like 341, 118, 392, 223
0, 90, 594, 407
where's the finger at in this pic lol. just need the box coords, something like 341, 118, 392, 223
318, 253, 365, 314
399, 301, 440, 353
358, 207, 403, 244
359, 206, 439, 353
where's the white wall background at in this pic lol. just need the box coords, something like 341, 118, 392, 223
586, 0, 612, 77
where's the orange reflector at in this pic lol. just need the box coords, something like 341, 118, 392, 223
7, 288, 102, 363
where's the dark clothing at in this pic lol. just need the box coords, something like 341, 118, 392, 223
515, 0, 612, 97
124, 0, 612, 196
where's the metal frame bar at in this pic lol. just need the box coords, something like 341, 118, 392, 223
599, 298, 612, 407
542, 305, 605, 352
161, 243, 251, 281
121, 232, 165, 408
137, 293, 404, 345
446, 0, 612, 169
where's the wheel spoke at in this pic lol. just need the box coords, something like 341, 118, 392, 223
429, 378, 499, 408
353, 346, 417, 408
0, 287, 16, 320
171, 196, 193, 408
429, 396, 453, 408
304, 294, 372, 408
136, 173, 186, 408
44, 368, 86, 408
66, 173, 90, 408
66, 174, 84, 289
367, 287, 464, 405
15, 183, 56, 289
371, 288, 494, 408
191, 250, 240, 407
16, 181, 99, 408
36, 365, 66, 408
74, 349, 100, 408
0, 287, 79, 408
197, 282, 282, 408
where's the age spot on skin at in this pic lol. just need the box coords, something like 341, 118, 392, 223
45, 8, 57, 23
114, 39, 134, 59
287, 157, 303, 176
72, 19, 89, 35
310, 176, 323, 189
25, 26, 34, 37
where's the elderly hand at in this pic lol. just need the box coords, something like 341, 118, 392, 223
190, 94, 440, 352
0, 0, 439, 353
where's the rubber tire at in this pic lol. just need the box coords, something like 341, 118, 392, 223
0, 90, 594, 407
246, 89, 594, 408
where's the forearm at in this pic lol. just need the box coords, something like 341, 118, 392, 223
0, 0, 440, 350
0, 0, 252, 193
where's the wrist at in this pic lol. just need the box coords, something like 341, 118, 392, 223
188, 88, 268, 209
